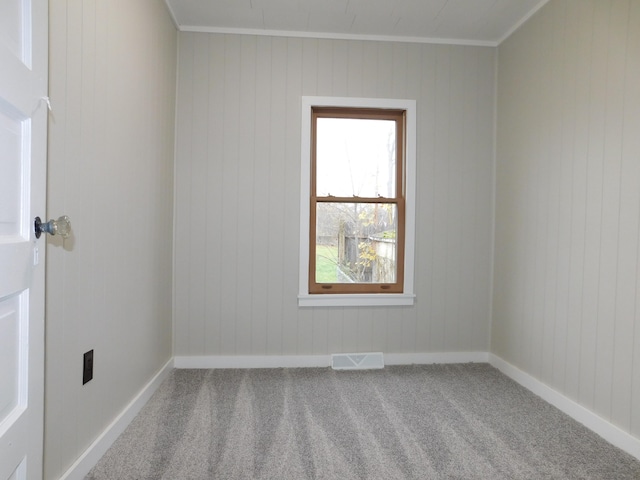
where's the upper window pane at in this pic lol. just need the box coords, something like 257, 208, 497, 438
315, 117, 396, 198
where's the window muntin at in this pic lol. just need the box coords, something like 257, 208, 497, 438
309, 107, 405, 294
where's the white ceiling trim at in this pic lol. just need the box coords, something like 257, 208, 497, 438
178, 25, 499, 47
163, 0, 180, 29
497, 0, 550, 45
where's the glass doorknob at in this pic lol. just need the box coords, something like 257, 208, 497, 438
34, 215, 71, 239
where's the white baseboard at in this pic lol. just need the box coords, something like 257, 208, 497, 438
58, 358, 174, 480
385, 351, 489, 365
489, 353, 640, 462
173, 352, 489, 369
174, 354, 331, 369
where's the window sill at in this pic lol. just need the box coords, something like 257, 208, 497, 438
298, 293, 415, 307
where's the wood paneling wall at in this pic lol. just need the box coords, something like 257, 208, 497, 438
174, 33, 496, 358
494, 0, 640, 438
46, 1, 177, 478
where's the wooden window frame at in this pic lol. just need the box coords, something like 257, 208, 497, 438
298, 96, 416, 308
309, 106, 406, 295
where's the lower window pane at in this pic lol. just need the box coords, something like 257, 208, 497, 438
316, 203, 397, 284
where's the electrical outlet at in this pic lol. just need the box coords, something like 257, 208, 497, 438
83, 350, 94, 385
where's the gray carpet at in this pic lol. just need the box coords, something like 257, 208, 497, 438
87, 364, 640, 479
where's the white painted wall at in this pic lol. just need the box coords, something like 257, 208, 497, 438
45, 1, 177, 478
174, 33, 496, 358
493, 0, 640, 439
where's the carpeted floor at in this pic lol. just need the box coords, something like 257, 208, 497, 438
87, 364, 640, 479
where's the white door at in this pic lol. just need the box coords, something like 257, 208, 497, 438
0, 0, 48, 479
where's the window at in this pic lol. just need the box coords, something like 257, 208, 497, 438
299, 97, 416, 307
311, 107, 405, 293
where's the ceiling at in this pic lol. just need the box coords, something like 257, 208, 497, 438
164, 0, 549, 46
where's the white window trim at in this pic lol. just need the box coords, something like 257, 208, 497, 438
298, 96, 417, 307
